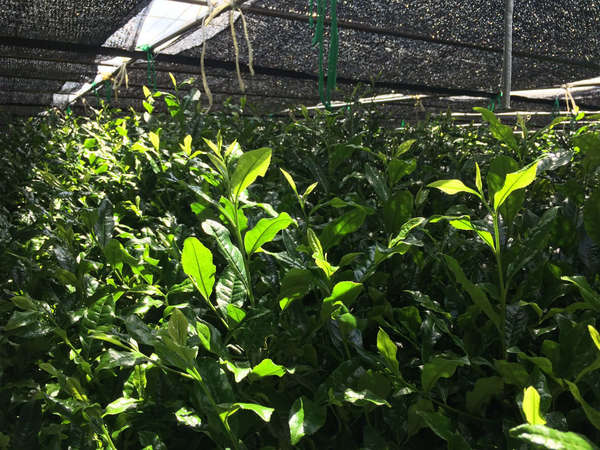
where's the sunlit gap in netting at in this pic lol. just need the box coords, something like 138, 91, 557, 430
298, 75, 600, 119
51, 0, 249, 109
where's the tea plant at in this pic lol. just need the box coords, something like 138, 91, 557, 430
1, 82, 600, 449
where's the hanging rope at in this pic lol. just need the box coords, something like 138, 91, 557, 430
239, 8, 255, 77
230, 9, 245, 92
112, 61, 129, 100
199, 0, 254, 111
562, 84, 578, 115
139, 44, 157, 92
200, 33, 214, 112
310, 0, 339, 110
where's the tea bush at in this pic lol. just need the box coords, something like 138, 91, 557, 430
1, 85, 600, 449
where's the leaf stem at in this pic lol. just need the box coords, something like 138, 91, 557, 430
492, 211, 507, 358
189, 277, 229, 329
232, 200, 255, 306
100, 424, 118, 450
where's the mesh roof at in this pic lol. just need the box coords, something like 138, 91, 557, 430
0, 0, 599, 121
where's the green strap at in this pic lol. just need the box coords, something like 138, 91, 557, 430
310, 0, 338, 110
309, 0, 315, 28
487, 92, 502, 112
552, 96, 560, 119
139, 44, 157, 91
91, 81, 101, 104
105, 82, 112, 104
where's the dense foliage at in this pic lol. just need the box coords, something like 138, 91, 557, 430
1, 82, 600, 449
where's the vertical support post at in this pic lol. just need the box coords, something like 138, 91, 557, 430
501, 0, 514, 110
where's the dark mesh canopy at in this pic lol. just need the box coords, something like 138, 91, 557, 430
0, 0, 599, 120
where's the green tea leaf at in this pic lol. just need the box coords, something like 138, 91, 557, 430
342, 389, 391, 407
289, 396, 327, 445
427, 179, 480, 197
10, 295, 37, 311
203, 137, 221, 156
229, 402, 274, 422
487, 155, 524, 224
416, 410, 455, 443
322, 281, 363, 320
444, 255, 501, 332
448, 217, 495, 251
303, 182, 318, 199
573, 132, 600, 173
94, 198, 114, 249
475, 162, 483, 194
561, 276, 600, 311
475, 107, 518, 151
215, 266, 247, 312
365, 164, 389, 201
202, 220, 248, 290
388, 158, 417, 186
226, 305, 245, 324
103, 397, 139, 416
175, 407, 203, 430
230, 147, 272, 201
168, 309, 189, 347
96, 348, 143, 371
250, 359, 286, 378
493, 161, 539, 211
244, 212, 294, 255
589, 325, 600, 351
104, 238, 138, 271
396, 139, 416, 157
466, 376, 504, 414
307, 228, 324, 257
218, 196, 248, 232
280, 168, 298, 197
584, 189, 600, 244
494, 360, 529, 387
383, 190, 413, 234
388, 217, 427, 248
566, 380, 600, 431
180, 134, 192, 156
181, 237, 216, 302
523, 386, 546, 425
279, 268, 315, 310
320, 207, 368, 250
148, 131, 160, 150
195, 321, 211, 352
509, 424, 597, 449
421, 356, 468, 392
377, 328, 400, 377
222, 360, 252, 383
